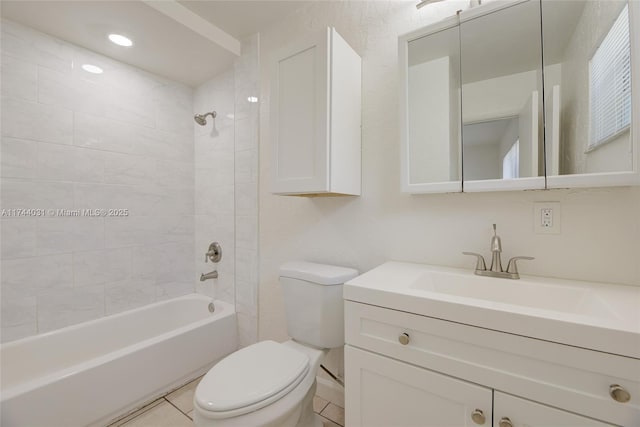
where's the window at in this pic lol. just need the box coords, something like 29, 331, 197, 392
589, 5, 631, 150
502, 139, 519, 179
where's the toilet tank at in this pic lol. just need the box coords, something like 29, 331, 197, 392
279, 261, 359, 349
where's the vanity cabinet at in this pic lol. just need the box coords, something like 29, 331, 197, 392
345, 345, 493, 427
344, 301, 639, 427
269, 27, 361, 196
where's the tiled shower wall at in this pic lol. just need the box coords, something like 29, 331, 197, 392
193, 70, 236, 305
0, 19, 196, 341
193, 35, 260, 348
234, 35, 259, 347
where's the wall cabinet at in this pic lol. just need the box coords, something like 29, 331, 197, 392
344, 301, 639, 427
270, 27, 361, 196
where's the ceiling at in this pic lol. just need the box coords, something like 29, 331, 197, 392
0, 0, 308, 87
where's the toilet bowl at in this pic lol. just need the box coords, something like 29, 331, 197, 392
193, 261, 358, 427
193, 340, 327, 427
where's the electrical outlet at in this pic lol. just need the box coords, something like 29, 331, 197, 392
534, 202, 561, 234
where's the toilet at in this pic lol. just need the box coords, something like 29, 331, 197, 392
193, 261, 358, 427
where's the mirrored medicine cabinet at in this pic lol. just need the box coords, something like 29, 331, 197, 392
400, 0, 640, 193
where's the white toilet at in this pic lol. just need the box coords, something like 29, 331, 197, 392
193, 261, 358, 427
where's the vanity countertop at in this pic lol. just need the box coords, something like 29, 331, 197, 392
344, 261, 640, 359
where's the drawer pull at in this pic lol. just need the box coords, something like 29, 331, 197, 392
610, 384, 631, 403
471, 409, 485, 425
398, 332, 410, 345
499, 417, 513, 427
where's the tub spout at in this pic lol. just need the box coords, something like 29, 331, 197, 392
200, 270, 218, 281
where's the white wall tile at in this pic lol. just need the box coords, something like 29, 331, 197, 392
1, 296, 37, 343
106, 85, 156, 128
235, 182, 257, 217
73, 248, 132, 287
1, 138, 37, 179
154, 242, 195, 285
235, 279, 256, 312
235, 248, 258, 285
104, 152, 157, 186
2, 179, 74, 210
1, 219, 37, 259
156, 282, 194, 301
36, 217, 104, 255
235, 149, 257, 183
37, 285, 105, 333
105, 278, 156, 315
1, 55, 37, 101
1, 254, 73, 300
156, 159, 195, 188
1, 97, 73, 144
73, 112, 136, 154
38, 66, 107, 117
236, 215, 257, 251
36, 143, 105, 183
1, 19, 73, 73
154, 83, 194, 134
195, 184, 234, 215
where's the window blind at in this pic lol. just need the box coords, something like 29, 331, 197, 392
589, 5, 631, 150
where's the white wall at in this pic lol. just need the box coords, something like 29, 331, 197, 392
257, 0, 640, 381
1, 19, 195, 341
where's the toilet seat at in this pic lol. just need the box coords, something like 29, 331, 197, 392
195, 341, 310, 418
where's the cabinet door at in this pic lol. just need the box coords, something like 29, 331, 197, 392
345, 345, 492, 427
494, 392, 615, 427
270, 29, 329, 194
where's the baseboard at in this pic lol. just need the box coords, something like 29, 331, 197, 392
315, 376, 344, 408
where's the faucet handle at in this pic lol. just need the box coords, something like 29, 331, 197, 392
506, 256, 534, 274
463, 252, 487, 271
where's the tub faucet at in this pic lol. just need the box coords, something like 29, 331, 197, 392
200, 270, 218, 281
463, 224, 534, 279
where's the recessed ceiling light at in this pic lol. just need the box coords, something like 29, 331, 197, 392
108, 34, 133, 47
82, 64, 103, 74
247, 96, 258, 103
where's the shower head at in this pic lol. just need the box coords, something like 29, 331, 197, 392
194, 111, 217, 126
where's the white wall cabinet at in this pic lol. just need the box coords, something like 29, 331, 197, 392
270, 27, 361, 196
344, 301, 639, 427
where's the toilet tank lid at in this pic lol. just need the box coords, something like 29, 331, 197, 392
280, 261, 359, 285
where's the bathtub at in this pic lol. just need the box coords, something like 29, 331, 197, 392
1, 293, 237, 427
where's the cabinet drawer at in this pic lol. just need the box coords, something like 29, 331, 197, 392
345, 301, 640, 426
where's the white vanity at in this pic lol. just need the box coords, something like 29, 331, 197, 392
343, 262, 640, 426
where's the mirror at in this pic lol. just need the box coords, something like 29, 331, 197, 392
400, 0, 638, 194
541, 0, 634, 183
460, 0, 545, 190
402, 23, 462, 192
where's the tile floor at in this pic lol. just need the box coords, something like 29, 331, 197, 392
107, 376, 345, 427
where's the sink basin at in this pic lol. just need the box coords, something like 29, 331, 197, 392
410, 271, 620, 320
344, 261, 640, 358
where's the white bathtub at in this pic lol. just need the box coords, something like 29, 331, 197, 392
1, 293, 237, 427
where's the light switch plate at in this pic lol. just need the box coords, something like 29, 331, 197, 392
534, 202, 561, 234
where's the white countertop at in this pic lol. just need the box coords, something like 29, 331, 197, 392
344, 261, 640, 359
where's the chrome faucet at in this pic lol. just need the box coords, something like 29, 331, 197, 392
463, 224, 533, 279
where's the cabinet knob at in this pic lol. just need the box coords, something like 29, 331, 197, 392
499, 417, 513, 427
609, 384, 631, 403
398, 332, 410, 345
471, 409, 485, 425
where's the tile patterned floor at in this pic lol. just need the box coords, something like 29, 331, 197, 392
107, 376, 345, 427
